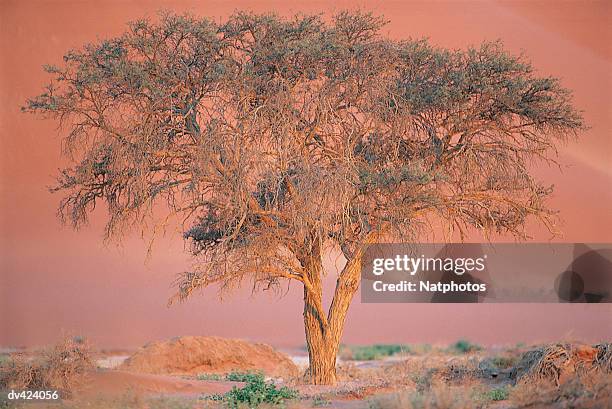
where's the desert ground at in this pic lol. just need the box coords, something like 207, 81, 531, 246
1, 336, 610, 409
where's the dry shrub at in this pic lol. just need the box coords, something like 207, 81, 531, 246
440, 359, 480, 383
383, 357, 451, 391
510, 371, 612, 409
0, 337, 93, 396
594, 343, 612, 373
376, 356, 480, 395
511, 343, 598, 386
509, 343, 612, 408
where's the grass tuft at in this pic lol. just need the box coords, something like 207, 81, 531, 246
341, 344, 410, 361
485, 386, 509, 401
449, 340, 482, 354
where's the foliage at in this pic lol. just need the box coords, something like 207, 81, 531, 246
449, 340, 482, 354
485, 386, 509, 401
196, 370, 266, 382
207, 372, 298, 408
342, 344, 410, 360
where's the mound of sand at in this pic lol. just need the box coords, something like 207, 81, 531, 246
119, 336, 298, 379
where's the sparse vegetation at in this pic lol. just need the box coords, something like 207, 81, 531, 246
206, 372, 298, 408
490, 355, 517, 369
449, 340, 482, 354
225, 370, 264, 383
3, 341, 608, 409
341, 344, 410, 361
511, 343, 600, 386
485, 386, 509, 401
510, 371, 611, 408
0, 336, 93, 397
196, 370, 270, 384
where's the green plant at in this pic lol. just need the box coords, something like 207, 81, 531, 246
486, 387, 509, 401
345, 344, 410, 361
207, 373, 298, 408
450, 340, 482, 354
225, 370, 263, 382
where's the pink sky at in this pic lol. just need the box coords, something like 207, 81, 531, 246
1, 1, 611, 349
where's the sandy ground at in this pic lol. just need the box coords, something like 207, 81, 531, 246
5, 341, 609, 409
78, 370, 239, 398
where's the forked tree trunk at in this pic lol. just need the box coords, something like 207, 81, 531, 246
302, 231, 380, 385
302, 246, 365, 384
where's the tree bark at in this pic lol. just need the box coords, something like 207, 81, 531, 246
302, 249, 361, 385
303, 287, 339, 385
302, 230, 383, 385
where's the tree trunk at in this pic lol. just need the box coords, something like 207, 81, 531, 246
302, 230, 382, 385
302, 257, 358, 385
304, 287, 339, 385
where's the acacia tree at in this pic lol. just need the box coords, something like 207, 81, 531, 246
25, 11, 584, 384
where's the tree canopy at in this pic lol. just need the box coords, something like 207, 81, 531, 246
25, 10, 584, 384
